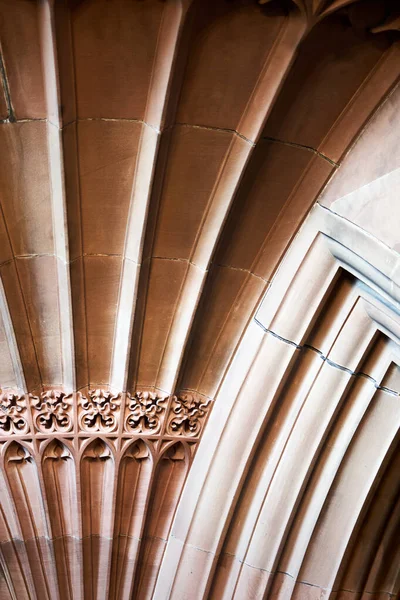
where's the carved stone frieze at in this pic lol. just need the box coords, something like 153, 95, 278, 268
31, 390, 73, 433
0, 389, 212, 441
79, 389, 121, 433
0, 392, 29, 435
124, 391, 168, 434
166, 393, 211, 437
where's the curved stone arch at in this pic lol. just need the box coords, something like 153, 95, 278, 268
40, 438, 82, 600
0, 440, 38, 600
156, 205, 400, 598
120, 436, 155, 462
135, 439, 191, 598
353, 459, 400, 598
77, 435, 117, 462
3, 440, 60, 599
109, 437, 155, 600
38, 436, 75, 460
0, 2, 399, 598
156, 438, 192, 466
79, 437, 116, 600
0, 438, 33, 459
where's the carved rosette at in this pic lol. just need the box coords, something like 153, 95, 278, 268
0, 392, 29, 435
79, 389, 121, 433
166, 393, 211, 437
31, 390, 73, 433
124, 391, 168, 434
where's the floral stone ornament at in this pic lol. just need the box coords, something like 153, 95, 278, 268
166, 393, 211, 437
31, 390, 73, 433
125, 391, 168, 434
79, 389, 121, 433
0, 391, 29, 435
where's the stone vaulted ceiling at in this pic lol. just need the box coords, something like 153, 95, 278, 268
1, 0, 400, 598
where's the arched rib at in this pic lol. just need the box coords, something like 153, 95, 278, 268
0, 274, 26, 392
109, 0, 194, 392
150, 11, 307, 395
38, 0, 75, 391
154, 209, 400, 598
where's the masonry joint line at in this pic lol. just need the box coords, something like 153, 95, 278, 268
262, 135, 339, 167
254, 320, 400, 397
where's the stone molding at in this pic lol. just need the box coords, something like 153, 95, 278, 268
156, 204, 400, 598
0, 389, 212, 441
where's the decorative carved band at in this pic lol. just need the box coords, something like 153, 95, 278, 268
0, 389, 212, 440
